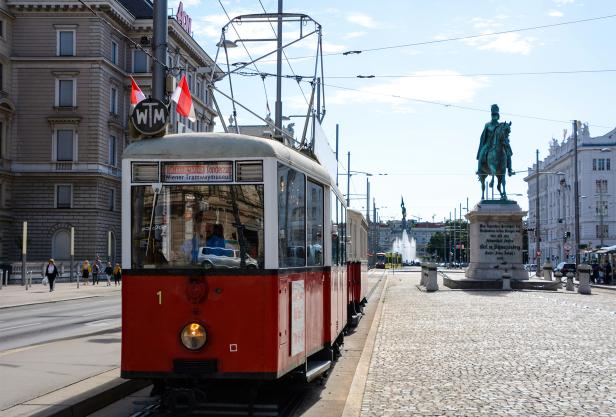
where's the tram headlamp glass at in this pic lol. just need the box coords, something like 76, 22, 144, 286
180, 323, 207, 350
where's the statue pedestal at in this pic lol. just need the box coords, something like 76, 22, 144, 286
444, 200, 559, 290
466, 200, 527, 280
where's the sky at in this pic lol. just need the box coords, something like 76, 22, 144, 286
169, 0, 616, 223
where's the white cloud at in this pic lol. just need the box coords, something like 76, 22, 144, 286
553, 0, 574, 4
343, 31, 366, 40
321, 42, 347, 53
328, 70, 489, 112
347, 13, 377, 29
548, 10, 564, 17
471, 33, 536, 55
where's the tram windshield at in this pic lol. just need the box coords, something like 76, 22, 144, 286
131, 184, 264, 270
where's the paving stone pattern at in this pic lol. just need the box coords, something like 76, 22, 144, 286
361, 271, 616, 417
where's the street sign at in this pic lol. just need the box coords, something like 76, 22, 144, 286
131, 98, 169, 136
563, 243, 571, 251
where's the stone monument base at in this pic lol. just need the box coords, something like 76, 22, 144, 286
444, 200, 530, 290
443, 275, 561, 291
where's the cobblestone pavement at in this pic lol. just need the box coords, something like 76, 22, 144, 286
360, 270, 616, 417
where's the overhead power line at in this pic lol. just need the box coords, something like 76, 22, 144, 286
327, 69, 616, 79
254, 12, 616, 63
322, 82, 612, 129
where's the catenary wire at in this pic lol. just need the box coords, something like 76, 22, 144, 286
255, 12, 616, 62
256, 0, 310, 106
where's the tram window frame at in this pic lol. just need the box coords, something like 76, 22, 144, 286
130, 184, 265, 270
331, 190, 339, 265
306, 180, 324, 266
277, 163, 306, 268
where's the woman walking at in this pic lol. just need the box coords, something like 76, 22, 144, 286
81, 260, 91, 285
104, 262, 113, 286
45, 259, 58, 292
113, 263, 122, 286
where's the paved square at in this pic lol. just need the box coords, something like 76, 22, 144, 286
361, 270, 616, 417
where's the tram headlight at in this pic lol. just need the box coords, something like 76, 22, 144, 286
180, 322, 207, 350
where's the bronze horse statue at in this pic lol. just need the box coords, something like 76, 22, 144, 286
478, 122, 511, 200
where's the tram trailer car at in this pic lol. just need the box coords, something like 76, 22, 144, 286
346, 209, 369, 325
120, 133, 367, 399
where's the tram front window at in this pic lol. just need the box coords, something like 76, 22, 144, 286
131, 185, 264, 269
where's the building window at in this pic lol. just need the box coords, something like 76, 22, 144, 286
0, 182, 4, 208
109, 188, 115, 211
608, 159, 611, 171
593, 159, 597, 171
57, 30, 75, 56
596, 179, 608, 194
56, 129, 74, 161
196, 80, 201, 100
597, 158, 606, 171
110, 87, 118, 114
0, 121, 3, 159
108, 135, 116, 166
596, 200, 608, 216
56, 79, 75, 107
0, 62, 3, 91
111, 40, 118, 65
56, 184, 72, 208
133, 49, 148, 73
596, 224, 608, 239
0, 21, 4, 38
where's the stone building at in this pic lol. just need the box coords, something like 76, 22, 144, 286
525, 124, 616, 264
0, 0, 218, 265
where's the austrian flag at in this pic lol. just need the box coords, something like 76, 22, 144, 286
171, 75, 196, 122
130, 77, 146, 106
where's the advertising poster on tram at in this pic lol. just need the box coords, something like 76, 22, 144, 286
291, 280, 305, 356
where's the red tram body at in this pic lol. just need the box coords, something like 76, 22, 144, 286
121, 134, 368, 390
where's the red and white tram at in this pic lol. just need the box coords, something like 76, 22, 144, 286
120, 133, 368, 396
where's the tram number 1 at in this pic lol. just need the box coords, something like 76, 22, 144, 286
156, 290, 163, 305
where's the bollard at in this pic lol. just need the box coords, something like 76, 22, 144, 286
420, 263, 427, 286
577, 264, 591, 295
502, 272, 511, 290
425, 263, 439, 292
566, 272, 575, 291
554, 271, 563, 289
542, 261, 553, 281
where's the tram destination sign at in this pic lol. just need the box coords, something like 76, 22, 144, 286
162, 162, 233, 183
131, 98, 169, 136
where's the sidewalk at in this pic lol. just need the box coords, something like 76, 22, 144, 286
355, 270, 616, 417
0, 281, 121, 309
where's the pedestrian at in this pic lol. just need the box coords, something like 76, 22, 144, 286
82, 260, 91, 285
92, 258, 100, 285
45, 258, 58, 292
113, 263, 122, 286
605, 261, 613, 285
592, 263, 599, 284
104, 261, 112, 286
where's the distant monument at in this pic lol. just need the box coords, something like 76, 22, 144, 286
444, 104, 558, 290
400, 197, 408, 231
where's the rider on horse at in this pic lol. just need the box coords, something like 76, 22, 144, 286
476, 104, 513, 177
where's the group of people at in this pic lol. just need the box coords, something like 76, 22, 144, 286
81, 257, 122, 286
43, 257, 122, 292
591, 261, 613, 285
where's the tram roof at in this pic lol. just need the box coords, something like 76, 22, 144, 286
123, 132, 333, 186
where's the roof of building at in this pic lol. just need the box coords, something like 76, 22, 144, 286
118, 0, 153, 19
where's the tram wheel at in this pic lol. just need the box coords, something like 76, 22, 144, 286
202, 261, 213, 270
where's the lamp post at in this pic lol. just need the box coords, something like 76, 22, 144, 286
573, 120, 580, 265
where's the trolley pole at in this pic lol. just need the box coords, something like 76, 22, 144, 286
573, 120, 580, 264
274, 0, 283, 142
151, 0, 168, 101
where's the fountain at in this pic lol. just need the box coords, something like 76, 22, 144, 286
392, 230, 417, 264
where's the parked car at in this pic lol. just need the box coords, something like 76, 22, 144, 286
554, 262, 576, 276
524, 264, 537, 272
198, 246, 258, 269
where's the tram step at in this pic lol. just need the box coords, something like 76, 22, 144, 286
305, 360, 331, 383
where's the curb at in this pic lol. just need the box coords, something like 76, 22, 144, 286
341, 272, 390, 417
31, 377, 150, 417
0, 293, 120, 310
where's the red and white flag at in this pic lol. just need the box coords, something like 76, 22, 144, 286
130, 77, 146, 106
171, 75, 196, 122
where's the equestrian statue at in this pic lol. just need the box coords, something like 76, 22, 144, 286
476, 104, 515, 200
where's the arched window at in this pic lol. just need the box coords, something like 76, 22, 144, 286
52, 229, 70, 260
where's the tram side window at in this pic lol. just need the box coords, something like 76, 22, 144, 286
306, 180, 324, 266
131, 184, 264, 269
331, 191, 339, 265
278, 163, 306, 267
339, 201, 346, 264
